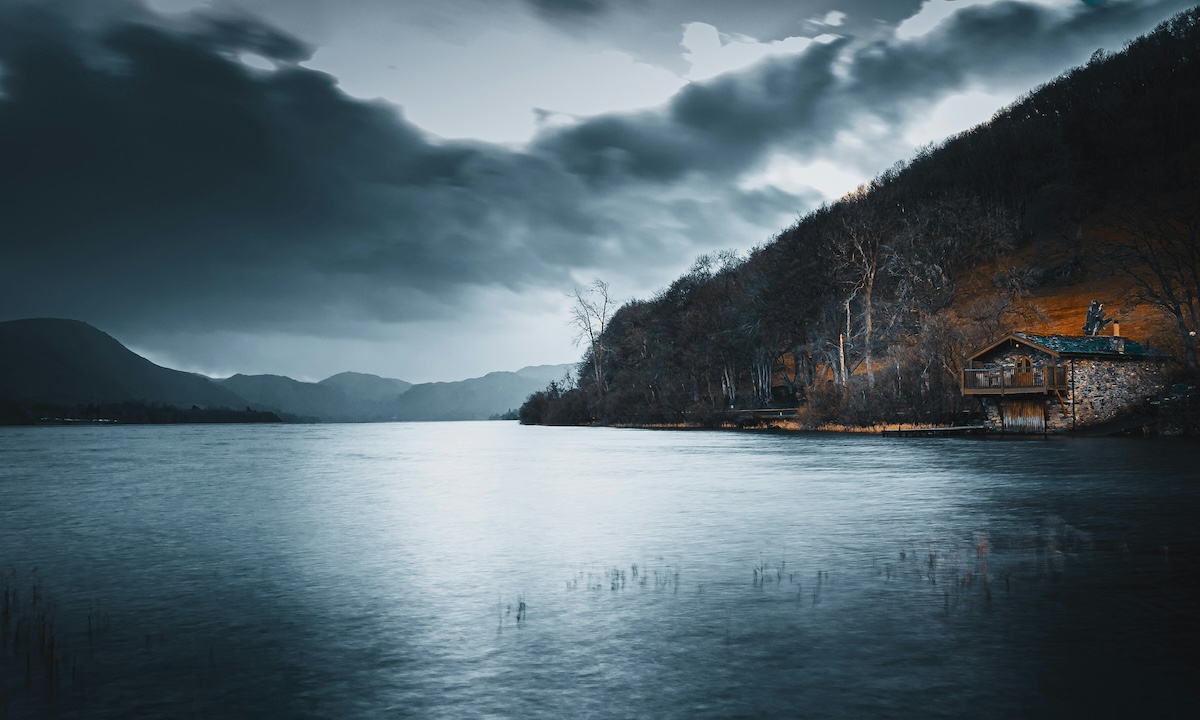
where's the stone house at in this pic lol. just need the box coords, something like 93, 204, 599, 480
962, 331, 1168, 433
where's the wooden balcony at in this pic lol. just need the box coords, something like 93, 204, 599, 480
962, 367, 1068, 395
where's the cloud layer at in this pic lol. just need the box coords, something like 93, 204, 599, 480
0, 0, 1192, 378
0, 3, 600, 331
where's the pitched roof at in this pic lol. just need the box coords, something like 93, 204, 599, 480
966, 332, 1170, 362
1012, 332, 1169, 358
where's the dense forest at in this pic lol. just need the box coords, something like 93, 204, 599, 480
522, 8, 1200, 429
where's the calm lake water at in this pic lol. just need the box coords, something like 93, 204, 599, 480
1, 423, 1198, 718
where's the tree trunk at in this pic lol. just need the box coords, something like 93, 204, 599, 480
1172, 305, 1199, 370
838, 331, 848, 386
863, 268, 876, 388
721, 365, 737, 406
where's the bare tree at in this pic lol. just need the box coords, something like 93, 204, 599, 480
1101, 204, 1200, 370
831, 186, 894, 387
570, 279, 614, 395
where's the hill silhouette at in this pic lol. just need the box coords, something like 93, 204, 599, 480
218, 367, 568, 421
217, 374, 357, 421
513, 364, 576, 386
0, 317, 572, 423
0, 318, 248, 409
318, 372, 412, 403
379, 369, 572, 421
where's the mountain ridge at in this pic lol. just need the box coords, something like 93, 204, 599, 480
0, 318, 250, 410
0, 318, 571, 422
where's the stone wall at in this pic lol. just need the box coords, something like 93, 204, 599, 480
1060, 358, 1167, 429
1043, 395, 1072, 433
981, 398, 1003, 431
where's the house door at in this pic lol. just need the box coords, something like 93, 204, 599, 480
1001, 399, 1046, 433
1014, 356, 1033, 387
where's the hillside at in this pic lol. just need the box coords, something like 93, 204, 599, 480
318, 372, 412, 402
0, 318, 249, 409
513, 364, 576, 386
218, 374, 357, 421
379, 370, 560, 421
523, 9, 1200, 428
219, 371, 416, 421
0, 317, 571, 423
220, 366, 566, 421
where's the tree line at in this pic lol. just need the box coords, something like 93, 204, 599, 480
0, 400, 283, 425
523, 8, 1200, 428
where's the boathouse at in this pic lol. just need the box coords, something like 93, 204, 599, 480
962, 331, 1168, 433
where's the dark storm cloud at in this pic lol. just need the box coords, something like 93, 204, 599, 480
535, 0, 1194, 187
731, 186, 824, 227
525, 0, 612, 22
520, 0, 927, 66
0, 0, 1192, 341
190, 11, 312, 63
0, 1, 610, 334
534, 38, 847, 184
851, 0, 1186, 104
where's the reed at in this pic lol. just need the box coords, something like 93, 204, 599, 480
0, 568, 81, 715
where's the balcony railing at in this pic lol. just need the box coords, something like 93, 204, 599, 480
962, 367, 1068, 394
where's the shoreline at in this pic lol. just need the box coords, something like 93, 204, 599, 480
595, 420, 1190, 439
606, 420, 973, 435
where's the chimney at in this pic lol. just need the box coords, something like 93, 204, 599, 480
1112, 321, 1120, 337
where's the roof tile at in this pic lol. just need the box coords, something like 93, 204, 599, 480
1014, 332, 1168, 358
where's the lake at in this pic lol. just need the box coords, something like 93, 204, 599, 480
1, 423, 1198, 718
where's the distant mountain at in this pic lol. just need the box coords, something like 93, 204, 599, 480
0, 317, 568, 423
219, 366, 565, 422
0, 318, 248, 409
513, 363, 576, 386
318, 371, 411, 402
217, 372, 415, 421
217, 374, 356, 421
378, 371, 557, 421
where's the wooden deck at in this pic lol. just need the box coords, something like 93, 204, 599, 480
961, 367, 1068, 395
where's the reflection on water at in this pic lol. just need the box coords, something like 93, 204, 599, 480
1, 423, 1198, 718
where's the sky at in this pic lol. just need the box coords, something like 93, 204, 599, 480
0, 0, 1193, 382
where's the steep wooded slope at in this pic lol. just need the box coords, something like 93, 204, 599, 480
528, 9, 1200, 426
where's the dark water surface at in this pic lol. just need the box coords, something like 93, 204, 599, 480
1, 423, 1198, 718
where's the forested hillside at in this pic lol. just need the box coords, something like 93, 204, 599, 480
523, 8, 1200, 428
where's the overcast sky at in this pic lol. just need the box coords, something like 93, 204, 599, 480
0, 0, 1192, 382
